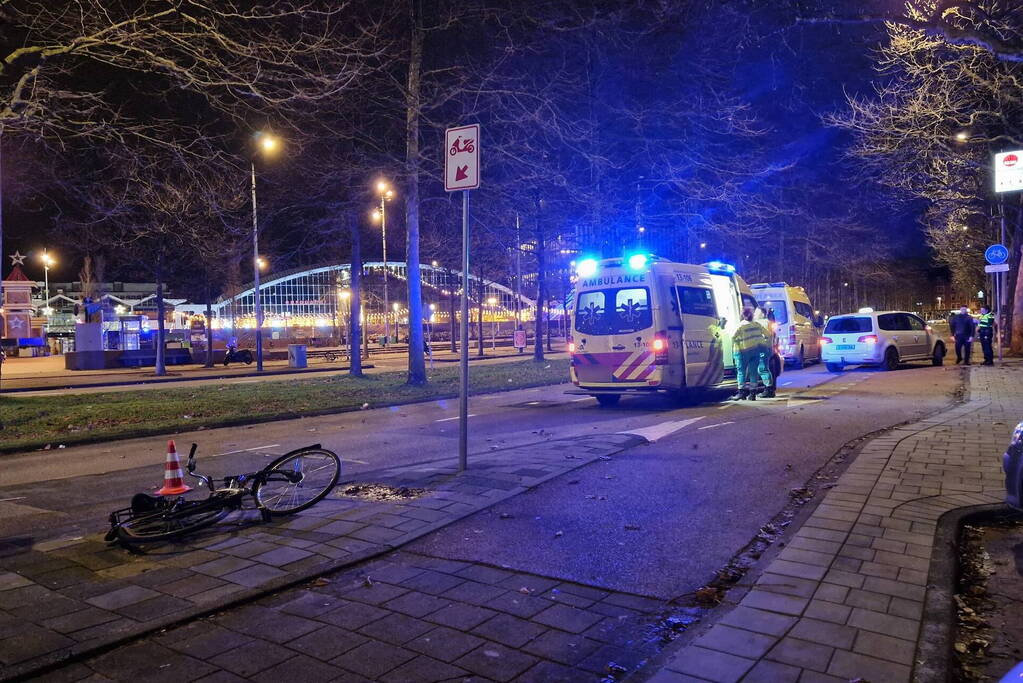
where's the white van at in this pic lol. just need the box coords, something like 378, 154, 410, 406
750, 282, 822, 368
568, 256, 781, 405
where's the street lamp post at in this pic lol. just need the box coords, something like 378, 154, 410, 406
40, 249, 54, 316
373, 181, 395, 345
250, 132, 281, 372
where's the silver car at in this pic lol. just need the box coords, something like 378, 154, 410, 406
1005, 421, 1023, 509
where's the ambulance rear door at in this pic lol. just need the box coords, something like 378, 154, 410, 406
670, 268, 723, 387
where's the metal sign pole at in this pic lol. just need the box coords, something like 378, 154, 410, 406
998, 270, 1004, 362
459, 189, 470, 471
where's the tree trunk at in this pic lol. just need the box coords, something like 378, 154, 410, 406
477, 276, 485, 357
154, 253, 167, 376
205, 292, 214, 369
350, 217, 363, 376
403, 0, 427, 385
534, 223, 546, 362
546, 303, 552, 352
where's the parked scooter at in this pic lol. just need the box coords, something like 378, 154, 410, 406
223, 346, 254, 366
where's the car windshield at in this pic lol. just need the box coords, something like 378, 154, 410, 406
757, 299, 788, 324
575, 287, 653, 335
824, 316, 873, 334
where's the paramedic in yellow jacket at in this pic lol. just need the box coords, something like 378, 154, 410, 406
730, 307, 771, 401
753, 306, 778, 398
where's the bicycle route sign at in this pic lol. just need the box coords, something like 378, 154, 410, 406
445, 123, 480, 192
986, 243, 1009, 265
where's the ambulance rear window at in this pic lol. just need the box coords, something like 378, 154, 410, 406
757, 299, 788, 324
575, 287, 652, 335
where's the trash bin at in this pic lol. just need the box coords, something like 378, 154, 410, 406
288, 344, 308, 368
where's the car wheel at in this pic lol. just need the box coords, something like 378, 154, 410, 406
883, 347, 899, 371
826, 362, 844, 373
595, 394, 620, 407
931, 342, 945, 367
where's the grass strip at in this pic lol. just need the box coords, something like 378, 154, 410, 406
0, 358, 571, 454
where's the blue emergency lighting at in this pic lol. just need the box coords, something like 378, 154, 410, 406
576, 258, 599, 278
626, 253, 649, 271
706, 261, 736, 274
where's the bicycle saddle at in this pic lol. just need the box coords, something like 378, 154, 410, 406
130, 493, 166, 514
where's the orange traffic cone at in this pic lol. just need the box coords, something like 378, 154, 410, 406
157, 440, 192, 496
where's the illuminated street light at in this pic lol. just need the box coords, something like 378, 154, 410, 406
699, 242, 707, 249
256, 256, 269, 271
39, 249, 55, 317
954, 130, 970, 142
375, 180, 395, 344
251, 131, 283, 372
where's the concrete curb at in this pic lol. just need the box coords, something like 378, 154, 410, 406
915, 503, 1019, 683
2, 433, 646, 682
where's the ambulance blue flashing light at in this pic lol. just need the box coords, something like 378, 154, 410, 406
626, 253, 649, 271
706, 261, 736, 274
576, 258, 599, 278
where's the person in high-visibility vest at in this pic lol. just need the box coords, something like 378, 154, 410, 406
730, 307, 771, 401
978, 306, 996, 366
753, 307, 778, 398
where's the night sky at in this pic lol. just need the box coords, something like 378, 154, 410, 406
1, 6, 920, 285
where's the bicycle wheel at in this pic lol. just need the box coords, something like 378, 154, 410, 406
255, 448, 341, 515
116, 501, 230, 545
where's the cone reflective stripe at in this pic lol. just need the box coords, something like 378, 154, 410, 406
157, 439, 192, 495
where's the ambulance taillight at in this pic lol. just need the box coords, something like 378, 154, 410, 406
651, 332, 669, 364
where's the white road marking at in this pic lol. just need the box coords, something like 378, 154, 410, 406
717, 404, 732, 410
0, 497, 26, 503
214, 444, 280, 456
619, 416, 705, 442
698, 421, 734, 430
571, 397, 591, 402
345, 458, 370, 465
781, 381, 792, 386
435, 414, 477, 422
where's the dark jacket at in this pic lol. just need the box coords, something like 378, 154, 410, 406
949, 313, 976, 339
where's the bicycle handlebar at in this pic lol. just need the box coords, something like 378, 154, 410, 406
185, 443, 214, 491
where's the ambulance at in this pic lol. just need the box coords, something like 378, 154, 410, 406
567, 254, 781, 405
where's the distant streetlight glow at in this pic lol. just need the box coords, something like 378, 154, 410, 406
258, 133, 280, 154
39, 248, 55, 317
955, 130, 970, 142
375, 180, 396, 344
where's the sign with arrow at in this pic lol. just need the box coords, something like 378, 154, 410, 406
445, 124, 480, 192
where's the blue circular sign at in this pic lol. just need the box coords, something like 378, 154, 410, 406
986, 244, 1009, 265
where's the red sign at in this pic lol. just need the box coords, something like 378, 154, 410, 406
1004, 154, 1018, 167
445, 124, 480, 191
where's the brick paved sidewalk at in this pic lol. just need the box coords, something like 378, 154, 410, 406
650, 363, 1019, 682
0, 432, 640, 681
51, 549, 672, 683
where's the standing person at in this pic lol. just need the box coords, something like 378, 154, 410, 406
948, 306, 976, 365
730, 307, 770, 401
753, 307, 777, 398
977, 306, 995, 366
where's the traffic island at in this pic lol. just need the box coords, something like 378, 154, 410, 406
645, 363, 1017, 683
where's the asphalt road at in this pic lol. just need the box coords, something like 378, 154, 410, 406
0, 360, 963, 601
